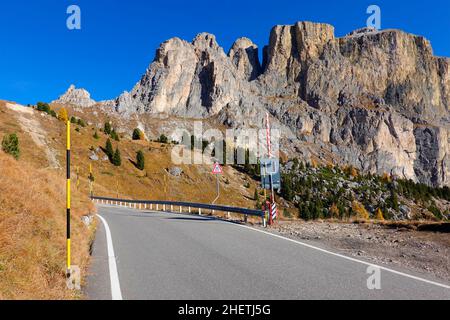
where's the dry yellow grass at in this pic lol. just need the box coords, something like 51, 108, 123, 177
0, 150, 94, 299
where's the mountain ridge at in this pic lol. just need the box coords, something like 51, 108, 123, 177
52, 21, 450, 187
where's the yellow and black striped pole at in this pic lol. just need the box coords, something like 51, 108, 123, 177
89, 163, 93, 197
66, 120, 71, 276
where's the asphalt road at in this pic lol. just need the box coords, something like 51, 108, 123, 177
86, 205, 450, 300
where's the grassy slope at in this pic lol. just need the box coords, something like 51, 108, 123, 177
0, 150, 94, 299
0, 103, 96, 299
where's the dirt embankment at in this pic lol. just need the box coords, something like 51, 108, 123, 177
268, 220, 450, 283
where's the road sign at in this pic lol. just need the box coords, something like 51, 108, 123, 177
212, 162, 223, 175
260, 158, 281, 190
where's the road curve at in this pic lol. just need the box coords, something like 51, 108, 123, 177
86, 205, 450, 300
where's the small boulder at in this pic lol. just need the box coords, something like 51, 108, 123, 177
168, 167, 183, 177
89, 153, 99, 161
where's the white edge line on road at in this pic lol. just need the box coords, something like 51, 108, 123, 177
233, 223, 450, 290
96, 214, 123, 300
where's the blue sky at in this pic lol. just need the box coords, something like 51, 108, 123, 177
0, 0, 449, 105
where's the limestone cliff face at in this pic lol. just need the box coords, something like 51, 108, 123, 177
61, 22, 450, 186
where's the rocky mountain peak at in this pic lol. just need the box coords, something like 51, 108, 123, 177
229, 37, 262, 81
53, 85, 96, 108
192, 33, 220, 51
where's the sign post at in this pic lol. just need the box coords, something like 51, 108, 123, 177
212, 162, 223, 204
263, 113, 279, 225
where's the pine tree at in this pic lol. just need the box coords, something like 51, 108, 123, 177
136, 150, 145, 170
132, 128, 143, 140
112, 147, 121, 166
104, 122, 112, 135
254, 188, 261, 209
105, 138, 114, 160
93, 131, 99, 140
111, 129, 120, 141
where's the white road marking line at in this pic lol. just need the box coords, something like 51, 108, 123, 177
233, 223, 450, 290
97, 214, 123, 300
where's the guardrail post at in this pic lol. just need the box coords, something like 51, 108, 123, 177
262, 217, 267, 228
244, 215, 248, 223
150, 204, 153, 210
156, 204, 159, 211
199, 208, 202, 216
163, 204, 166, 212
171, 205, 173, 212
227, 212, 230, 219
179, 206, 182, 213
189, 207, 191, 214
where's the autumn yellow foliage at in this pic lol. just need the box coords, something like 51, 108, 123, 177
351, 200, 370, 220
58, 107, 68, 122
382, 172, 392, 183
330, 203, 340, 218
375, 208, 385, 221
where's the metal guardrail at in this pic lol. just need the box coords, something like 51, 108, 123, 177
91, 196, 267, 227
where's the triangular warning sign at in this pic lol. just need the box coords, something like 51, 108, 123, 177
212, 162, 223, 174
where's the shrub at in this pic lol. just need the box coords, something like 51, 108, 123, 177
49, 110, 57, 118
283, 209, 292, 218
132, 128, 143, 140
428, 204, 443, 220
330, 203, 340, 218
36, 102, 50, 113
112, 148, 122, 167
2, 133, 20, 159
299, 203, 312, 221
136, 150, 145, 170
93, 131, 99, 140
70, 116, 77, 124
158, 134, 168, 144
77, 118, 86, 127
